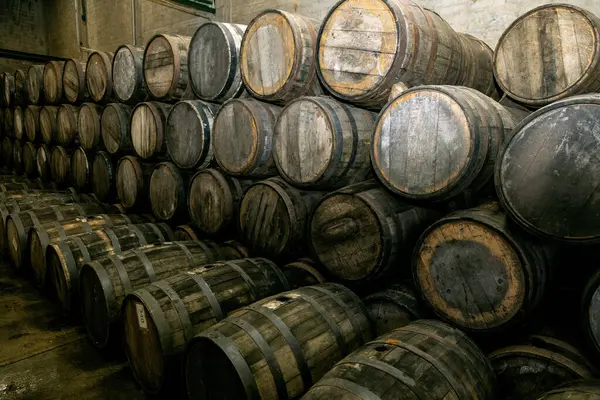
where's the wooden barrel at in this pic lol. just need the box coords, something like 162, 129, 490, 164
22, 142, 37, 177
241, 10, 321, 104
79, 240, 224, 348
165, 100, 218, 169
86, 51, 114, 103
112, 45, 148, 104
497, 95, 600, 244
188, 168, 251, 236
494, 4, 600, 107
143, 34, 191, 101
3, 72, 15, 107
538, 381, 600, 399
101, 103, 133, 154
6, 202, 123, 269
363, 284, 426, 337
123, 258, 291, 394
36, 144, 51, 181
282, 258, 326, 288
213, 98, 281, 177
414, 202, 552, 335
27, 65, 44, 105
149, 162, 189, 221
240, 177, 325, 259
303, 319, 495, 399
91, 151, 115, 201
373, 85, 517, 202
78, 102, 103, 150
0, 180, 45, 193
173, 225, 201, 241
489, 336, 596, 400
317, 0, 495, 108
116, 155, 153, 209
12, 140, 23, 174
4, 108, 13, 138
43, 61, 64, 104
39, 106, 58, 144
55, 104, 79, 146
50, 146, 72, 185
188, 22, 247, 102
24, 106, 41, 142
184, 283, 372, 399
62, 58, 88, 103
14, 69, 28, 106
582, 269, 600, 360
274, 96, 375, 189
309, 180, 440, 283
217, 240, 250, 260
1, 137, 13, 168
29, 213, 151, 288
70, 147, 93, 191
13, 106, 24, 141
130, 102, 172, 159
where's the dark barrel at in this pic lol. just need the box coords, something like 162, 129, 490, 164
217, 240, 250, 260
143, 34, 192, 101
24, 105, 41, 142
14, 68, 28, 106
55, 104, 79, 146
13, 106, 24, 141
50, 146, 72, 185
149, 162, 190, 221
78, 102, 104, 150
116, 155, 153, 209
101, 103, 133, 154
173, 225, 201, 241
184, 283, 372, 399
22, 142, 37, 177
4, 107, 13, 138
282, 258, 326, 288
91, 151, 115, 201
27, 64, 44, 105
43, 61, 64, 104
86, 51, 114, 103
3, 72, 15, 107
582, 268, 600, 361
39, 106, 58, 144
0, 138, 9, 169
112, 45, 148, 104
303, 320, 496, 400
70, 147, 93, 191
123, 258, 291, 394
62, 58, 88, 103
130, 102, 172, 159
36, 144, 51, 181
12, 140, 23, 174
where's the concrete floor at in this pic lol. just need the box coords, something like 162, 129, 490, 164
0, 260, 147, 400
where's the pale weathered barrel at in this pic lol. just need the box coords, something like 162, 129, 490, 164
39, 106, 58, 144
130, 102, 172, 159
165, 100, 218, 169
123, 258, 291, 394
3, 72, 15, 107
143, 34, 192, 101
24, 106, 41, 142
112, 45, 148, 104
240, 177, 325, 258
188, 22, 247, 102
4, 108, 13, 138
78, 102, 103, 150
22, 142, 37, 177
241, 10, 321, 104
1, 137, 13, 168
47, 222, 174, 315
62, 58, 88, 103
70, 147, 93, 191
79, 240, 224, 348
310, 180, 440, 283
91, 151, 115, 201
495, 4, 600, 107
188, 168, 251, 236
213, 98, 281, 177
116, 155, 153, 209
12, 140, 23, 174
149, 162, 189, 221
50, 146, 72, 185
86, 51, 114, 103
13, 106, 24, 141
43, 61, 64, 104
538, 381, 600, 399
274, 96, 375, 189
36, 144, 51, 181
27, 64, 44, 105
14, 68, 28, 106
184, 283, 372, 399
303, 320, 496, 400
55, 104, 79, 146
373, 85, 517, 203
101, 103, 133, 154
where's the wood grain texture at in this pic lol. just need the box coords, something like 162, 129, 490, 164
495, 4, 600, 107
62, 58, 88, 103
78, 102, 104, 150
27, 65, 44, 105
14, 68, 28, 106
43, 61, 65, 104
86, 51, 114, 103
143, 34, 192, 101
537, 381, 600, 399
496, 95, 600, 244
149, 161, 190, 222
12, 140, 23, 175
213, 98, 281, 177
3, 72, 15, 107
55, 104, 79, 146
165, 100, 218, 170
189, 22, 247, 102
70, 147, 93, 191
241, 10, 322, 104
22, 142, 37, 178
310, 180, 440, 283
101, 103, 133, 154
303, 320, 495, 400
50, 146, 72, 185
36, 143, 51, 181
24, 106, 41, 142
39, 106, 58, 144
112, 45, 149, 104
274, 96, 375, 189
184, 283, 372, 399
13, 106, 24, 141
131, 102, 172, 159
91, 151, 115, 201
116, 155, 153, 208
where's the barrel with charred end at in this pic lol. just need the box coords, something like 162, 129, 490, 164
70, 147, 94, 191
92, 151, 115, 201
22, 142, 37, 177
240, 177, 325, 259
79, 240, 224, 348
274, 96, 375, 189
173, 225, 201, 241
213, 98, 281, 177
86, 51, 114, 103
489, 336, 597, 400
39, 106, 58, 144
14, 69, 28, 106
130, 102, 172, 159
3, 72, 15, 107
372, 85, 517, 203
47, 223, 174, 316
4, 108, 13, 138
123, 258, 291, 394
538, 381, 600, 399
12, 140, 23, 175
188, 169, 251, 237
189, 22, 247, 102
303, 320, 496, 400
414, 202, 552, 335
78, 103, 103, 150
112, 45, 148, 104
217, 240, 249, 260
143, 34, 192, 101
62, 58, 88, 103
24, 106, 41, 142
149, 162, 190, 222
310, 180, 440, 284
116, 155, 153, 209
101, 103, 133, 154
282, 258, 326, 289
43, 61, 64, 104
50, 146, 72, 185
55, 104, 79, 146
27, 65, 44, 105
165, 100, 218, 170
36, 144, 51, 181
184, 283, 372, 399
13, 106, 24, 141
